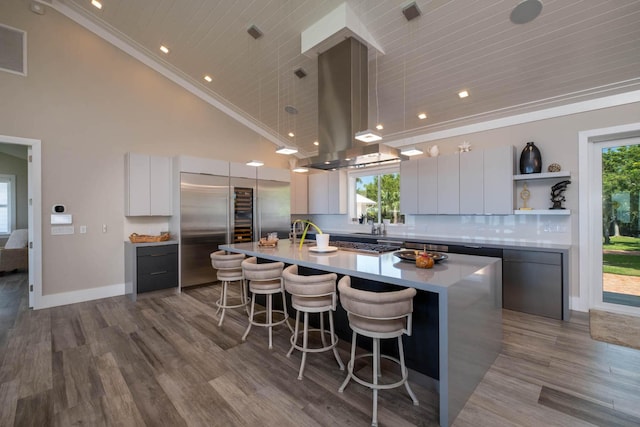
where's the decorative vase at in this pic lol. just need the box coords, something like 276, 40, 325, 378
519, 141, 542, 174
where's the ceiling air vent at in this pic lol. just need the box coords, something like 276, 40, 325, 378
402, 2, 422, 21
0, 24, 26, 76
294, 67, 307, 79
247, 25, 263, 40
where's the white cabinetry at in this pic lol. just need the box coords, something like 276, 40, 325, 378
437, 153, 460, 214
125, 153, 172, 216
401, 158, 438, 214
290, 172, 308, 215
308, 170, 346, 214
484, 145, 515, 214
400, 160, 418, 214
459, 150, 484, 214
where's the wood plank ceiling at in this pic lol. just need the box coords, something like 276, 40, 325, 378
62, 0, 640, 157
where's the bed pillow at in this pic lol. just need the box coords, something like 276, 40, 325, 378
5, 229, 28, 249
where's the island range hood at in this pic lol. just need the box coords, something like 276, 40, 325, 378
300, 37, 404, 170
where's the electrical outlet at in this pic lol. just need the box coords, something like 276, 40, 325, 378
102, 224, 107, 233
80, 225, 87, 234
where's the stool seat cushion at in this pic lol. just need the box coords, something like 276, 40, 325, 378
347, 315, 405, 334
249, 278, 282, 291
217, 269, 243, 281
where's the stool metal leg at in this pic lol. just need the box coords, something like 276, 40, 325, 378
398, 336, 419, 405
267, 294, 273, 349
281, 290, 294, 332
287, 310, 300, 358
372, 337, 379, 427
319, 313, 327, 347
217, 281, 228, 327
298, 311, 310, 380
241, 293, 256, 342
329, 311, 344, 370
339, 330, 357, 392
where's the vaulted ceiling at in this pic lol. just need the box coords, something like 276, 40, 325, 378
46, 0, 640, 158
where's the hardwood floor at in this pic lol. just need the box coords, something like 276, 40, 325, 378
1, 274, 639, 426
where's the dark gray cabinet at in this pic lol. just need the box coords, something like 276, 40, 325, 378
503, 249, 563, 319
125, 241, 178, 300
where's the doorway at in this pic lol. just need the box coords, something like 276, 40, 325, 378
0, 135, 41, 309
580, 123, 640, 316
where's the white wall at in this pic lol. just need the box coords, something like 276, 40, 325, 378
0, 0, 287, 298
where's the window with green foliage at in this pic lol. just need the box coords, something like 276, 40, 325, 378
349, 166, 402, 224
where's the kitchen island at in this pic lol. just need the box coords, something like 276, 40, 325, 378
220, 240, 502, 427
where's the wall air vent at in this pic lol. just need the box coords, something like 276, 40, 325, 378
0, 24, 27, 76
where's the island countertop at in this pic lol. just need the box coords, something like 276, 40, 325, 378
219, 240, 500, 294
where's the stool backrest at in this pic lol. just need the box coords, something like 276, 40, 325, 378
210, 250, 245, 270
283, 264, 338, 310
338, 276, 416, 334
241, 257, 284, 281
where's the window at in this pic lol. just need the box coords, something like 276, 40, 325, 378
0, 175, 16, 235
349, 166, 402, 224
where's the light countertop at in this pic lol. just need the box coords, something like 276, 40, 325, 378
220, 240, 500, 294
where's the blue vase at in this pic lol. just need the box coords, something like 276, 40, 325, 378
519, 142, 541, 174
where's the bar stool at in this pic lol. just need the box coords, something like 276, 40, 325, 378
337, 276, 419, 427
282, 264, 344, 380
241, 257, 292, 349
210, 250, 249, 327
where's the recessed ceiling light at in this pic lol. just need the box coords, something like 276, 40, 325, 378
204, 75, 212, 82
91, 0, 102, 10
160, 45, 170, 54
288, 132, 295, 138
292, 167, 309, 173
376, 123, 384, 130
401, 147, 423, 156
458, 90, 469, 98
313, 141, 319, 146
417, 113, 427, 120
276, 147, 298, 155
246, 160, 264, 167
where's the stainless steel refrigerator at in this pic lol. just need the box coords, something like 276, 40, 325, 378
180, 172, 290, 288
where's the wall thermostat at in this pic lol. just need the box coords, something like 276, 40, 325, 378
52, 204, 66, 213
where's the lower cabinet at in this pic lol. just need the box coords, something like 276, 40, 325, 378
125, 242, 178, 300
503, 249, 563, 319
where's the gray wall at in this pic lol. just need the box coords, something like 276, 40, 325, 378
0, 0, 287, 296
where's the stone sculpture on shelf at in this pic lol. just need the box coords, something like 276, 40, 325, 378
550, 180, 571, 209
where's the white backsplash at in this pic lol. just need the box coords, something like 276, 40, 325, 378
295, 213, 572, 245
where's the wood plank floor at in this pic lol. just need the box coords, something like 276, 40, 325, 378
1, 273, 639, 426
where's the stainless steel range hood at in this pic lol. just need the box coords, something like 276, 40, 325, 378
301, 38, 404, 170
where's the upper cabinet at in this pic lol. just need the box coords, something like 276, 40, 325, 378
437, 153, 460, 214
125, 153, 172, 216
401, 157, 438, 214
290, 172, 308, 215
459, 150, 484, 214
484, 145, 515, 214
308, 170, 347, 214
400, 145, 515, 216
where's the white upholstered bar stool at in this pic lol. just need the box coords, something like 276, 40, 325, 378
210, 250, 249, 327
282, 264, 345, 380
337, 276, 419, 427
241, 257, 292, 349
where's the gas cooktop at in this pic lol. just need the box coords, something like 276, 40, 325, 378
329, 240, 401, 254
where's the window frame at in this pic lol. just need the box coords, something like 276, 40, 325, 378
0, 174, 16, 236
347, 164, 400, 224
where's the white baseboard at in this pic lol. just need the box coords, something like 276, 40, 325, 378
36, 283, 125, 309
570, 296, 589, 313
